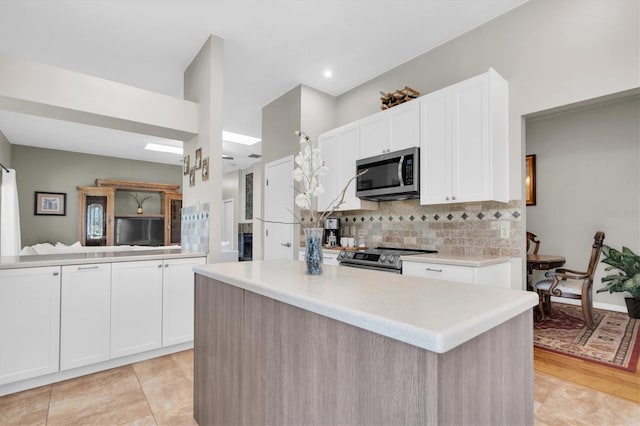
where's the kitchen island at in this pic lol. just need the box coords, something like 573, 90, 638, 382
193, 260, 538, 426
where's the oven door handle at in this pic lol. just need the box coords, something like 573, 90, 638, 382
339, 262, 402, 274
397, 155, 405, 187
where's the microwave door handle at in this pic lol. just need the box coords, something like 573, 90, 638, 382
398, 155, 405, 187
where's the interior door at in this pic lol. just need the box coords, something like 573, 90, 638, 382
264, 156, 294, 260
222, 199, 234, 247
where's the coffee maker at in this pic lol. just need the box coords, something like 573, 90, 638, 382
323, 217, 341, 248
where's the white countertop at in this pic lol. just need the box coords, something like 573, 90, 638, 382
401, 253, 510, 267
0, 249, 207, 269
194, 260, 537, 354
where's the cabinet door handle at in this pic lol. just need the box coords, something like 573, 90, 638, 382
452, 196, 456, 201
77, 266, 99, 270
164, 264, 169, 268
53, 271, 59, 276
425, 267, 443, 272
157, 264, 163, 268
445, 196, 450, 201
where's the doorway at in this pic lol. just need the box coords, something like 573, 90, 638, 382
264, 156, 294, 260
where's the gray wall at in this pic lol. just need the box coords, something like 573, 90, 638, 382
300, 85, 336, 143
0, 130, 9, 169
334, 0, 639, 200
261, 85, 302, 165
526, 95, 640, 308
12, 145, 181, 247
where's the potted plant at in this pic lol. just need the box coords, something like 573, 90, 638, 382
597, 245, 640, 318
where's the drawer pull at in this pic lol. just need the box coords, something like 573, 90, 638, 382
78, 266, 99, 270
425, 267, 443, 272
325, 256, 333, 260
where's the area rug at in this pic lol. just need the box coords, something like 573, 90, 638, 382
533, 303, 640, 372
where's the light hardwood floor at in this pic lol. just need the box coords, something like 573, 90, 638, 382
1, 349, 639, 425
534, 347, 640, 403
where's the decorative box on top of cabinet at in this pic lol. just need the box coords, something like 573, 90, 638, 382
0, 266, 61, 385
358, 99, 420, 159
419, 68, 508, 205
317, 123, 378, 212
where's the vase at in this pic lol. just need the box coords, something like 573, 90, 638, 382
304, 227, 324, 275
137, 207, 143, 215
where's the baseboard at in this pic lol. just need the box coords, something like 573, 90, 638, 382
0, 341, 193, 397
550, 297, 627, 313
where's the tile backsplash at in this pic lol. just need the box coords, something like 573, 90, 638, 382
302, 199, 523, 257
181, 203, 210, 253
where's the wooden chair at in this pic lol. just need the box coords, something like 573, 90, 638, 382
526, 232, 540, 254
534, 231, 605, 329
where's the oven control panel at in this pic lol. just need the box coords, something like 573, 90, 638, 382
337, 250, 401, 270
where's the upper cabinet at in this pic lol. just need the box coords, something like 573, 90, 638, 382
359, 100, 420, 159
318, 124, 378, 212
419, 69, 508, 205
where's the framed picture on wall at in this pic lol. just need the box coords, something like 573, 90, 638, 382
195, 148, 202, 170
525, 155, 536, 206
189, 167, 196, 187
202, 157, 209, 181
183, 155, 190, 175
34, 191, 66, 216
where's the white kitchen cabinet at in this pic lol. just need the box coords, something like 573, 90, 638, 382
420, 69, 508, 205
60, 264, 111, 370
111, 260, 163, 358
359, 100, 420, 159
0, 267, 60, 384
162, 257, 206, 346
318, 123, 378, 212
402, 260, 510, 288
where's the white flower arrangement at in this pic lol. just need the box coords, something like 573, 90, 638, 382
293, 130, 366, 229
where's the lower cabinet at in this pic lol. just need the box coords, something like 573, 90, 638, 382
0, 266, 61, 385
111, 260, 164, 359
162, 257, 206, 346
298, 250, 340, 266
60, 264, 112, 370
402, 260, 510, 288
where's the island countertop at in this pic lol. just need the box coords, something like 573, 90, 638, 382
0, 248, 207, 269
194, 260, 537, 353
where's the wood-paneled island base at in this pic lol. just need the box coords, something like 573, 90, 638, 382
194, 261, 538, 426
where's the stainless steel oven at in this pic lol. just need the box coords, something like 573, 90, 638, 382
337, 247, 437, 273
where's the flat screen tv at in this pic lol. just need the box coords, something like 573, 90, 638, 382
115, 217, 164, 246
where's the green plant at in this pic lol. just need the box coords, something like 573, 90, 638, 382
597, 245, 640, 298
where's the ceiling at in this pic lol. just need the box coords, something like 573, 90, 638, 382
0, 0, 527, 174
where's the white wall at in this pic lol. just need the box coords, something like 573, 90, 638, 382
526, 94, 640, 309
183, 35, 224, 263
0, 53, 198, 141
0, 130, 10, 247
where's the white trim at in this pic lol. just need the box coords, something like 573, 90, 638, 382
0, 341, 192, 397
550, 296, 627, 313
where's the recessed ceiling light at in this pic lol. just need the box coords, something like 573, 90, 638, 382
144, 143, 183, 155
222, 130, 261, 145
324, 69, 333, 78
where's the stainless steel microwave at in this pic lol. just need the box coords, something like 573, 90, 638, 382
355, 147, 420, 201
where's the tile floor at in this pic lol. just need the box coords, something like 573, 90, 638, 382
1, 349, 639, 425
